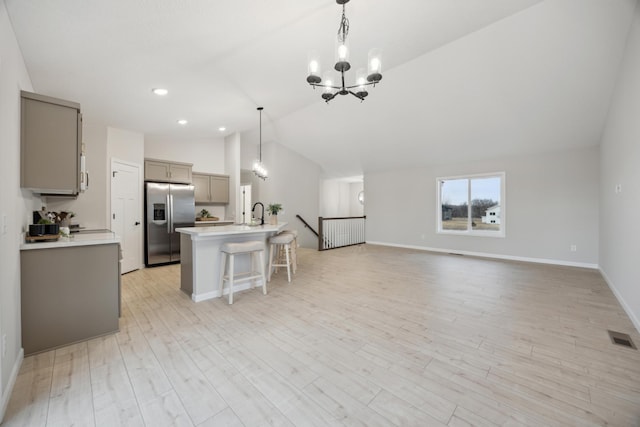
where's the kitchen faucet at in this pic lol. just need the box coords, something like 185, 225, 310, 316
252, 202, 265, 225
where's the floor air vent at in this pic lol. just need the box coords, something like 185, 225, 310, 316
607, 330, 637, 350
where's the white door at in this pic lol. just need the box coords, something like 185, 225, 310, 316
241, 184, 252, 223
111, 160, 142, 273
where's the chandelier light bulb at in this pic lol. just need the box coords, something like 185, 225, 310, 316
355, 68, 368, 99
370, 57, 380, 72
367, 48, 383, 83
309, 60, 319, 74
337, 44, 348, 60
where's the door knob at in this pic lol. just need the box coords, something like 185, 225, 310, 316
135, 221, 141, 225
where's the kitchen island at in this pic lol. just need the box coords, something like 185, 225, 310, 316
176, 223, 286, 302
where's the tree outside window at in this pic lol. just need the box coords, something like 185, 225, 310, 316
437, 173, 505, 237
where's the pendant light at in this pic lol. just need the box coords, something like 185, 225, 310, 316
252, 107, 268, 180
306, 0, 383, 103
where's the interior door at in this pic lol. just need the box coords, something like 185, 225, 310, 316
111, 160, 142, 273
241, 184, 252, 223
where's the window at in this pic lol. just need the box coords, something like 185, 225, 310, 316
437, 172, 505, 237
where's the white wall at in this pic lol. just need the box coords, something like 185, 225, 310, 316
365, 146, 600, 267
320, 179, 365, 218
599, 3, 640, 331
46, 120, 109, 230
0, 3, 38, 420
241, 139, 321, 249
225, 132, 241, 222
320, 180, 351, 217
145, 137, 225, 173
145, 137, 227, 219
349, 182, 364, 217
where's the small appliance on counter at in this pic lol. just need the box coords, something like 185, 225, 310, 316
26, 210, 62, 242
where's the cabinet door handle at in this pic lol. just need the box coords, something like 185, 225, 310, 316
134, 221, 140, 226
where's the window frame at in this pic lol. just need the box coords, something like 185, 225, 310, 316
436, 171, 506, 238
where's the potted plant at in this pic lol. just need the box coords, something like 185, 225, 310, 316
267, 203, 282, 225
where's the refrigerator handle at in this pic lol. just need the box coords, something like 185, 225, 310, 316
169, 194, 174, 231
166, 194, 172, 233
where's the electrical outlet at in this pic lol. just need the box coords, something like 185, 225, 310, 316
570, 245, 577, 252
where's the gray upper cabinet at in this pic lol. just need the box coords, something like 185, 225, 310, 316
193, 173, 211, 203
144, 159, 192, 183
21, 91, 82, 195
193, 172, 229, 204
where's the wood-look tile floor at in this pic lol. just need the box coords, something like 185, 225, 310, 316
4, 244, 640, 426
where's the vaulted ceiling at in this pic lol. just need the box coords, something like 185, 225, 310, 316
5, 0, 637, 177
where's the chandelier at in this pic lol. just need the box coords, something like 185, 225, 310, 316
306, 0, 382, 103
252, 107, 268, 180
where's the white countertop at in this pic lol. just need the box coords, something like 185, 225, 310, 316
194, 219, 235, 224
20, 232, 121, 251
177, 222, 287, 238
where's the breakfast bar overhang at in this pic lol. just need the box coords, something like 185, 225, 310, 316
176, 223, 286, 302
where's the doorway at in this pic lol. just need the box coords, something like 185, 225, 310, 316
111, 159, 142, 273
240, 184, 252, 224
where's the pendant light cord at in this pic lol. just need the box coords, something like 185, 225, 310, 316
258, 106, 263, 162
338, 4, 349, 43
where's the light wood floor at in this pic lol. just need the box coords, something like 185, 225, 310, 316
4, 244, 640, 426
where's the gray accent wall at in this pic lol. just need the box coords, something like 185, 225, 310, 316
599, 3, 640, 330
365, 146, 600, 266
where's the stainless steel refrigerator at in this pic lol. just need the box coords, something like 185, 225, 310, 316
145, 182, 195, 266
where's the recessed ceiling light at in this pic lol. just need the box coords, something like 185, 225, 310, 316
177, 119, 188, 125
152, 88, 168, 96
218, 126, 226, 132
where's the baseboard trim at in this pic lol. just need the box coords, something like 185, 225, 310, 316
192, 290, 218, 303
365, 241, 599, 269
0, 348, 24, 423
599, 268, 640, 334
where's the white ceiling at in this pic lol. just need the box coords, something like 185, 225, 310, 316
5, 0, 637, 177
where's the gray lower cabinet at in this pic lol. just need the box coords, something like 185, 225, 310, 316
21, 243, 120, 355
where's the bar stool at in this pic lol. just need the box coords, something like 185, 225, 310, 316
268, 232, 295, 283
279, 229, 298, 274
219, 240, 266, 304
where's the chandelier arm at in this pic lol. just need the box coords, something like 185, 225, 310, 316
348, 90, 365, 101
309, 83, 343, 90
343, 81, 377, 90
